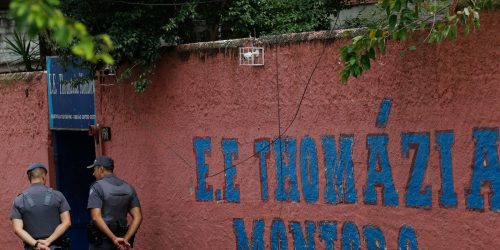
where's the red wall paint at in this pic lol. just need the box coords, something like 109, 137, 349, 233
94, 12, 499, 249
0, 12, 498, 249
0, 72, 51, 249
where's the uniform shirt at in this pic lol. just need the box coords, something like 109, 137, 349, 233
87, 174, 140, 222
10, 183, 71, 239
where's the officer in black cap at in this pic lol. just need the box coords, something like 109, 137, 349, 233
87, 156, 142, 250
10, 163, 71, 250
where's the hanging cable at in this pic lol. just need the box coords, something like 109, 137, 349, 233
207, 14, 341, 178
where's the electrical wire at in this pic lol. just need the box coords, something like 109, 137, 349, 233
103, 14, 342, 179
207, 14, 341, 178
275, 46, 286, 218
104, 77, 195, 171
276, 45, 282, 176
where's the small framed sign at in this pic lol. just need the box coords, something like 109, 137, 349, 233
102, 127, 111, 141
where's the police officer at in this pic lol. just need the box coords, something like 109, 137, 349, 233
10, 163, 71, 250
87, 156, 142, 250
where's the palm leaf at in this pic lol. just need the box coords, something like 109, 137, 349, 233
4, 31, 41, 71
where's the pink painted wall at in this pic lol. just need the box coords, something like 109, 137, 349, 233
95, 11, 499, 249
0, 11, 498, 250
0, 72, 52, 249
95, 11, 500, 249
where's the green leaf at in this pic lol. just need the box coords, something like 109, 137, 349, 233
54, 27, 70, 46
100, 35, 114, 49
99, 53, 114, 65
74, 22, 88, 36
360, 54, 371, 70
340, 45, 350, 61
448, 25, 457, 40
428, 32, 436, 43
392, 31, 398, 40
35, 15, 45, 29
16, 3, 28, 17
340, 70, 350, 83
71, 44, 85, 57
399, 28, 407, 42
346, 45, 354, 54
377, 39, 386, 52
368, 47, 376, 59
353, 66, 361, 77
349, 57, 357, 66
473, 19, 480, 29
389, 14, 398, 31
442, 26, 450, 39
46, 0, 61, 6
369, 30, 376, 39
352, 35, 364, 44
392, 0, 401, 11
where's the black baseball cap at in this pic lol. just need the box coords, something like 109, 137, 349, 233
87, 155, 114, 169
26, 163, 48, 174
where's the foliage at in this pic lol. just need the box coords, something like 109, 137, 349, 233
4, 30, 41, 71
339, 0, 489, 82
8, 0, 494, 90
7, 0, 348, 92
220, 0, 346, 38
57, 0, 201, 92
57, 0, 347, 92
8, 0, 114, 64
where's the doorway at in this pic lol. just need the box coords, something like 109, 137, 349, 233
53, 130, 95, 250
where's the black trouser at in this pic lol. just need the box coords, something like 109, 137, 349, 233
89, 238, 116, 250
88, 221, 134, 249
24, 244, 62, 250
24, 236, 70, 250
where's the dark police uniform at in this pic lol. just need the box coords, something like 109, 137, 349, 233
10, 183, 71, 250
87, 174, 141, 250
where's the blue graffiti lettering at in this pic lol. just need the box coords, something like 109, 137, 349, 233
436, 131, 458, 207
234, 219, 418, 250
376, 98, 392, 128
271, 219, 288, 250
255, 139, 271, 201
194, 138, 213, 201
274, 138, 300, 202
322, 135, 357, 204
319, 221, 337, 250
342, 222, 360, 250
364, 135, 399, 206
363, 225, 386, 250
233, 218, 265, 250
467, 128, 500, 211
223, 139, 240, 202
401, 133, 431, 208
289, 221, 315, 250
300, 137, 319, 203
398, 225, 419, 250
